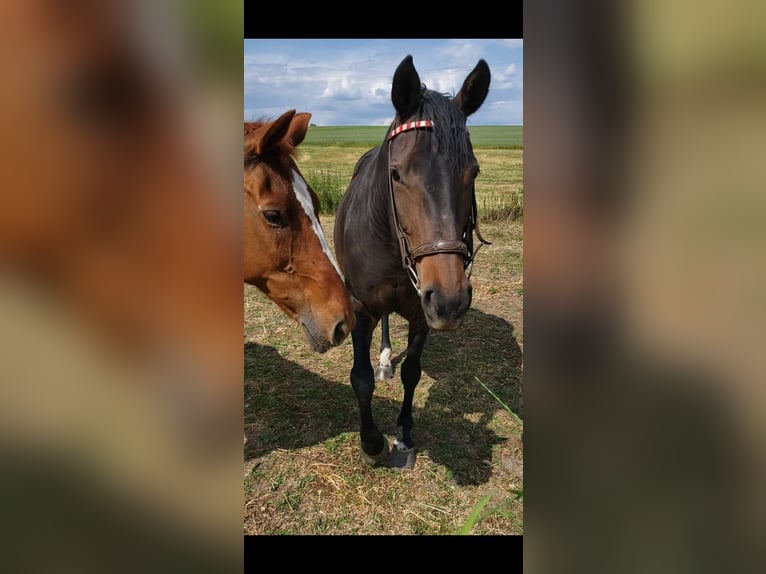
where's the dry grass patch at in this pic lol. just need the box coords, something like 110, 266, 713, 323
244, 217, 522, 535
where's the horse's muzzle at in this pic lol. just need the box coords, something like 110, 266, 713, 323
420, 280, 472, 331
300, 312, 353, 353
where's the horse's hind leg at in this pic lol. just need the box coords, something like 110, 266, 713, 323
349, 312, 389, 465
375, 314, 394, 380
391, 317, 429, 467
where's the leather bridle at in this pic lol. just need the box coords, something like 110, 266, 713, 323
387, 120, 491, 295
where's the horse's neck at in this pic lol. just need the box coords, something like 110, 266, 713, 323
366, 146, 397, 244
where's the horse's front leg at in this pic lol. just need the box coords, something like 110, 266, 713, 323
391, 315, 429, 468
349, 312, 388, 465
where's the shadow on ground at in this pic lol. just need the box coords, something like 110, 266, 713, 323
244, 307, 521, 486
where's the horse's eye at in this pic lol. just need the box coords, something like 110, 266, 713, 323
262, 210, 286, 228
390, 168, 401, 183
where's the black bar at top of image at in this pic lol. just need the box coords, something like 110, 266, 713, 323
244, 5, 524, 40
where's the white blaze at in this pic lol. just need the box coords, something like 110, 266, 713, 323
291, 170, 344, 279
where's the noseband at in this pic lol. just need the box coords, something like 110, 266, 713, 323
387, 120, 491, 295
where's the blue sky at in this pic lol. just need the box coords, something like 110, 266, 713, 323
244, 39, 523, 126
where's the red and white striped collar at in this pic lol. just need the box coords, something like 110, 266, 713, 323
388, 120, 434, 140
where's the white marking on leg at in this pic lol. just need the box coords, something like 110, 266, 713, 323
378, 347, 392, 369
393, 438, 413, 452
393, 426, 413, 452
291, 170, 343, 279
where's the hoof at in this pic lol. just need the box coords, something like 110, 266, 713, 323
387, 445, 416, 470
375, 365, 394, 380
388, 428, 416, 469
360, 438, 389, 466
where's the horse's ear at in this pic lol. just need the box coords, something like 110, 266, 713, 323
391, 55, 421, 119
286, 112, 312, 147
249, 109, 296, 155
454, 59, 491, 117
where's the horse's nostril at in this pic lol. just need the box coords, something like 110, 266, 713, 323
422, 288, 435, 306
332, 321, 348, 346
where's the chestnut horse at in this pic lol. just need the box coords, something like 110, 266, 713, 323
334, 55, 491, 467
244, 110, 355, 352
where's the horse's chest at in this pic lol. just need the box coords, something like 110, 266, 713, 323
355, 277, 418, 319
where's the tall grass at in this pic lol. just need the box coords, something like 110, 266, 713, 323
305, 170, 346, 214
299, 137, 521, 222
307, 168, 523, 221
479, 190, 524, 221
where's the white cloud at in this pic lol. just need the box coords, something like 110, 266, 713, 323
244, 39, 522, 125
492, 62, 523, 91
321, 76, 361, 100
423, 69, 465, 96
501, 39, 524, 49
438, 41, 485, 66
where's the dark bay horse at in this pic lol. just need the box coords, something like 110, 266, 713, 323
244, 110, 355, 353
334, 55, 491, 467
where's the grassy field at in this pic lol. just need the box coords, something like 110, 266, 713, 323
244, 216, 522, 535
244, 132, 522, 535
297, 125, 523, 220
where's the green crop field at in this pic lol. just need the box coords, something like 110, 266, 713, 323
304, 125, 523, 149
